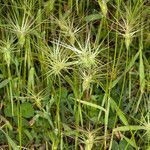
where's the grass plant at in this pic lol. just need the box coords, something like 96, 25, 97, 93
0, 0, 149, 149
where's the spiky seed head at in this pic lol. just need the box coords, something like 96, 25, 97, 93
4, 49, 11, 67
85, 132, 94, 150
6, 11, 36, 47
18, 32, 25, 47
43, 42, 77, 78
52, 14, 82, 44
71, 41, 100, 69
82, 73, 93, 92
51, 61, 67, 76
0, 39, 15, 67
110, 2, 145, 50
80, 52, 96, 69
124, 30, 132, 50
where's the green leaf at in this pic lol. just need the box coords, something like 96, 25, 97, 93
23, 129, 33, 141
112, 140, 119, 150
113, 125, 146, 132
119, 139, 134, 150
13, 117, 29, 128
110, 50, 140, 90
123, 135, 138, 149
0, 115, 13, 130
76, 99, 106, 112
61, 87, 68, 99
0, 78, 10, 89
108, 114, 116, 129
4, 103, 17, 117
110, 97, 128, 126
20, 102, 34, 118
84, 14, 102, 22
0, 129, 19, 150
126, 51, 140, 73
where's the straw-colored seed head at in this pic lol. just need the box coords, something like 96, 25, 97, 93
35, 97, 42, 110
80, 53, 96, 69
84, 131, 96, 150
4, 49, 11, 67
52, 61, 66, 76
1, 42, 12, 67
124, 32, 132, 50
43, 42, 77, 77
68, 30, 75, 44
111, 2, 145, 50
18, 32, 25, 47
82, 74, 93, 92
85, 133, 94, 150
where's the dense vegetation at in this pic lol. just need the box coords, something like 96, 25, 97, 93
0, 0, 149, 149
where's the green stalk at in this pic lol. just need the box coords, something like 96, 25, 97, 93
57, 76, 62, 132
7, 65, 13, 116
103, 16, 110, 150
74, 72, 80, 150
95, 17, 104, 45
5, 126, 12, 150
135, 0, 145, 113
76, 0, 79, 15
17, 100, 22, 150
59, 0, 62, 18
68, 0, 73, 11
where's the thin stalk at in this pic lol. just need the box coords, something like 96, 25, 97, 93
76, 0, 79, 15
60, 132, 63, 150
129, 71, 132, 99
107, 8, 120, 149
74, 72, 80, 150
17, 100, 22, 150
5, 126, 12, 150
46, 141, 49, 150
59, 0, 62, 18
57, 76, 61, 132
68, 0, 73, 11
102, 16, 110, 150
95, 18, 104, 46
7, 65, 13, 116
135, 0, 145, 113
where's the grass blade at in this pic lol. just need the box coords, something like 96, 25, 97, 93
76, 99, 106, 112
